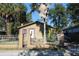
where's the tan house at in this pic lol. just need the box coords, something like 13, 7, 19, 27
18, 21, 54, 49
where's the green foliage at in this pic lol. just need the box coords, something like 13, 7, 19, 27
47, 29, 57, 42
30, 3, 39, 13
49, 4, 68, 33
0, 3, 31, 35
67, 3, 79, 25
26, 13, 32, 22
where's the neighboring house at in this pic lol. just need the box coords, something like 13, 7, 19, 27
63, 25, 79, 43
57, 31, 64, 47
18, 21, 54, 49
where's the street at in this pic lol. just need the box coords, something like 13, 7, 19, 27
0, 50, 23, 56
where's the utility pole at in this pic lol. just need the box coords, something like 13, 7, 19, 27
39, 3, 48, 44
44, 18, 46, 44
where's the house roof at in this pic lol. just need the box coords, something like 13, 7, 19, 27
18, 21, 53, 29
63, 24, 79, 31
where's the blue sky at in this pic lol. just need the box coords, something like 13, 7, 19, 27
24, 3, 67, 26
24, 3, 41, 22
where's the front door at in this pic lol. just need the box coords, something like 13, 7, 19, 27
22, 29, 27, 48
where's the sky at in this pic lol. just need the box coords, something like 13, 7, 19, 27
24, 3, 67, 26
24, 3, 42, 22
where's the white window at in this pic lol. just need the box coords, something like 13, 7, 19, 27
30, 29, 35, 45
30, 29, 35, 39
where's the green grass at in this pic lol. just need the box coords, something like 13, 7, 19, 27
0, 40, 18, 45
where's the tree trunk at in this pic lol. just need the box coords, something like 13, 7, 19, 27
6, 22, 12, 35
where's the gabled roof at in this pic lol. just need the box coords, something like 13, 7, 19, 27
18, 21, 53, 29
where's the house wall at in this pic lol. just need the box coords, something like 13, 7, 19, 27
18, 24, 44, 49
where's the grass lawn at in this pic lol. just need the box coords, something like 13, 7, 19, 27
0, 40, 18, 45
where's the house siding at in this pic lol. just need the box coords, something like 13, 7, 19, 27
18, 24, 44, 49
